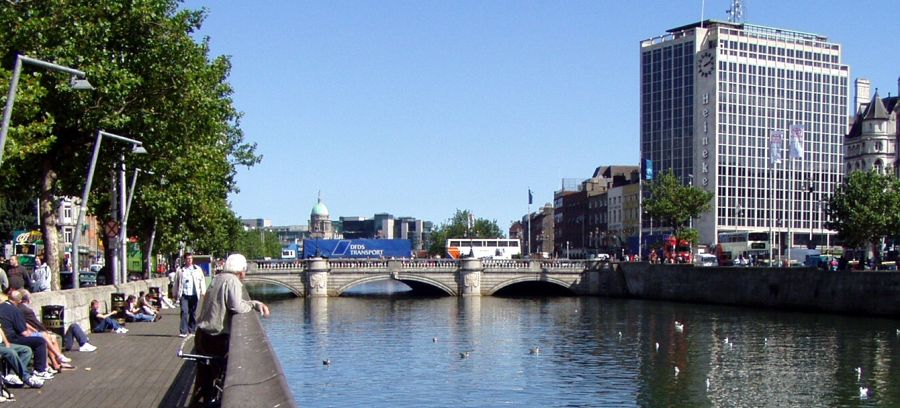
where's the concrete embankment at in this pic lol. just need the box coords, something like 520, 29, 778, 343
31, 277, 170, 329
615, 263, 900, 317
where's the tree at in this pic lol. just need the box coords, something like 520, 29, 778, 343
826, 170, 900, 260
427, 210, 504, 256
643, 170, 713, 242
0, 1, 261, 287
232, 228, 282, 260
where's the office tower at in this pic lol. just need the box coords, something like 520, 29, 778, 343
640, 20, 849, 251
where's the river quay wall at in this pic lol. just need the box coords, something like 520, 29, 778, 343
30, 277, 170, 330
615, 263, 900, 317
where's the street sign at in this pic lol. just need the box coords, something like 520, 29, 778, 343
105, 220, 120, 236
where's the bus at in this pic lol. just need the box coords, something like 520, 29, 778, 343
716, 231, 770, 266
446, 239, 521, 260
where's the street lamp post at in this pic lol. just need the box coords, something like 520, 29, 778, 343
807, 181, 815, 246
121, 168, 153, 283
0, 54, 92, 168
71, 130, 146, 289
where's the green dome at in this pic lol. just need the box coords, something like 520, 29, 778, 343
311, 200, 329, 217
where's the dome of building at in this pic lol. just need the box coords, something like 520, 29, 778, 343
311, 199, 329, 217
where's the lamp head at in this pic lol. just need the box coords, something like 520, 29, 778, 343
69, 76, 94, 90
131, 145, 148, 154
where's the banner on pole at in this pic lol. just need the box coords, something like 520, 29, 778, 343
789, 124, 804, 159
642, 159, 653, 180
528, 189, 533, 205
769, 130, 783, 165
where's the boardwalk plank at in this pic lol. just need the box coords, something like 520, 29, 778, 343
15, 309, 192, 408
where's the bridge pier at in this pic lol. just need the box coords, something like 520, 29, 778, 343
307, 257, 329, 297
459, 258, 484, 296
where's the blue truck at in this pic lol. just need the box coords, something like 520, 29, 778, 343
302, 239, 412, 259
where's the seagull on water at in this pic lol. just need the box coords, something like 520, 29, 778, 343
674, 321, 684, 332
529, 347, 540, 355
460, 351, 470, 359
855, 367, 862, 381
860, 386, 869, 399
655, 342, 660, 352
323, 359, 331, 366
674, 366, 680, 376
706, 377, 710, 391
618, 331, 623, 339
724, 337, 729, 345
433, 337, 438, 343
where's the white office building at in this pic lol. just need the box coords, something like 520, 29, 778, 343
640, 20, 849, 251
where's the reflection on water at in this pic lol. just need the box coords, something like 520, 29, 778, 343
262, 284, 900, 407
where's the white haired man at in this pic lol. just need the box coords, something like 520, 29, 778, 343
194, 254, 269, 405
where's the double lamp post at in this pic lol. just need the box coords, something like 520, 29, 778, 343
0, 54, 149, 289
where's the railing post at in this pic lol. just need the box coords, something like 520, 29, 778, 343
458, 258, 484, 296
306, 257, 329, 297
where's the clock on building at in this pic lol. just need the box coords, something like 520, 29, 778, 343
697, 51, 714, 77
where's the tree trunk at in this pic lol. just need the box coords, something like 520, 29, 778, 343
39, 164, 61, 291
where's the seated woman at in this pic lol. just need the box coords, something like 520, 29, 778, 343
14, 289, 74, 372
139, 293, 162, 321
89, 300, 128, 334
124, 295, 154, 322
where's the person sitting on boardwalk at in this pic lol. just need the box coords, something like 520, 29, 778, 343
0, 294, 53, 380
124, 295, 155, 322
0, 323, 43, 388
88, 300, 128, 334
194, 253, 269, 406
139, 293, 161, 321
12, 290, 73, 371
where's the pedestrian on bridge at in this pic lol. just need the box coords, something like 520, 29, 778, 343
195, 253, 269, 406
174, 253, 206, 337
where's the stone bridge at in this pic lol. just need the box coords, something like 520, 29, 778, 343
246, 258, 617, 297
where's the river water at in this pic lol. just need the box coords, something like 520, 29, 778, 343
260, 284, 900, 407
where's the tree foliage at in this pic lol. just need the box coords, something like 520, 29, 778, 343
427, 209, 504, 256
826, 170, 900, 256
643, 170, 713, 241
0, 1, 261, 285
232, 228, 283, 260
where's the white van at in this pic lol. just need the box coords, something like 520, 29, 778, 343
696, 254, 718, 267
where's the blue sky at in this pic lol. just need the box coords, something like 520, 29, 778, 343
184, 0, 899, 230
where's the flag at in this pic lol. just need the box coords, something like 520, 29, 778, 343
528, 189, 533, 205
789, 124, 804, 159
769, 130, 783, 165
642, 159, 653, 180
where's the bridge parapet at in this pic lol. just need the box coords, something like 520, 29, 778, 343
245, 258, 615, 297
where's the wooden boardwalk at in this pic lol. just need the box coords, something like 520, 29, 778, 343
14, 308, 196, 407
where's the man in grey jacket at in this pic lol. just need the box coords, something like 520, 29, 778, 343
194, 253, 268, 406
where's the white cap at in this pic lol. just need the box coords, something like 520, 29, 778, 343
224, 254, 248, 273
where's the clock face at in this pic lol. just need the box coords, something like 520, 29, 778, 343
697, 52, 714, 77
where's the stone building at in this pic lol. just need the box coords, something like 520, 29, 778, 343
845, 79, 899, 175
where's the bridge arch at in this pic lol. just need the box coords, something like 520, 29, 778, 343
484, 276, 575, 296
335, 275, 457, 297
242, 276, 304, 297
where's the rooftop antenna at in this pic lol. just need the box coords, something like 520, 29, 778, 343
727, 0, 744, 23
700, 0, 705, 27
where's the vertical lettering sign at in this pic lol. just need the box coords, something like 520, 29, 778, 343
701, 91, 710, 186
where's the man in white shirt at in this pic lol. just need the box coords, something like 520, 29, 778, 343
173, 253, 206, 337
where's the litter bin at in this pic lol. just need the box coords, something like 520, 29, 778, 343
41, 305, 65, 337
148, 287, 161, 308
111, 292, 126, 324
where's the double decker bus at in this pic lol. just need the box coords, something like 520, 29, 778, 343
446, 238, 521, 260
716, 231, 770, 266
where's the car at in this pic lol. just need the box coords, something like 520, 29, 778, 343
695, 254, 718, 267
